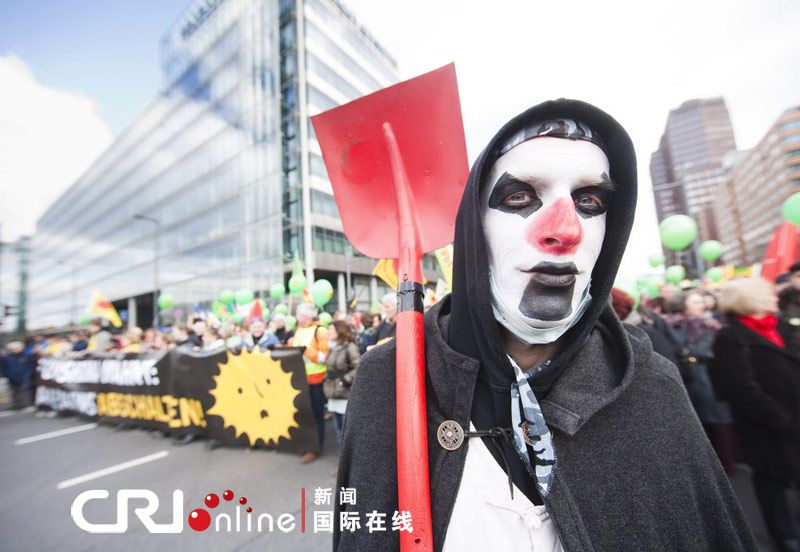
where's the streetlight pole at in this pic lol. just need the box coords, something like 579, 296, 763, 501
345, 244, 353, 308
134, 214, 161, 329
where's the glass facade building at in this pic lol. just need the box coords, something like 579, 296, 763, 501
26, 0, 431, 330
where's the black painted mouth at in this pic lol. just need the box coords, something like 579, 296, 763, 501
524, 262, 578, 287
518, 262, 577, 321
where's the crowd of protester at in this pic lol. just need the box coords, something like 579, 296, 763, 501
611, 263, 800, 550
5, 267, 800, 543
0, 291, 398, 458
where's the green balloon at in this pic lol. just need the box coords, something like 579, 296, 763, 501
220, 289, 235, 304
318, 312, 333, 327
311, 279, 334, 307
274, 304, 289, 315
288, 275, 306, 296
648, 254, 665, 267
270, 283, 286, 300
211, 299, 229, 319
705, 267, 724, 282
225, 335, 242, 348
285, 315, 297, 331
235, 288, 254, 305
78, 314, 92, 325
644, 280, 661, 298
659, 215, 698, 251
231, 313, 245, 324
665, 265, 686, 284
783, 192, 800, 225
698, 240, 722, 262
157, 292, 175, 311
613, 277, 641, 310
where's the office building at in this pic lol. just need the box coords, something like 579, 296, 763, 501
650, 97, 738, 269
714, 106, 800, 266
27, 0, 432, 330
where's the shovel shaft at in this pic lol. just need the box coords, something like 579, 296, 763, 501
384, 122, 434, 551
396, 306, 431, 550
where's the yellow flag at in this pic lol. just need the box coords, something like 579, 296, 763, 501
89, 292, 123, 328
372, 259, 398, 290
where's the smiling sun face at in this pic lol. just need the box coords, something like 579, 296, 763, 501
207, 349, 300, 447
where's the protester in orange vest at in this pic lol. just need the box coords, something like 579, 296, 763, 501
289, 302, 329, 463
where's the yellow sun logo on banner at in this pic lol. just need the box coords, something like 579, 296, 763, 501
208, 349, 300, 446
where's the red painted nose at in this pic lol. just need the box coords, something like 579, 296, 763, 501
527, 197, 582, 255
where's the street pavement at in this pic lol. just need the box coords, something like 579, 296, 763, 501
0, 407, 788, 551
0, 407, 340, 551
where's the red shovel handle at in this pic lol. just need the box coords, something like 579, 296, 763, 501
396, 303, 432, 550
384, 123, 434, 551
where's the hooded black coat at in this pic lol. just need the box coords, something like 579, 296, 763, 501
333, 99, 756, 551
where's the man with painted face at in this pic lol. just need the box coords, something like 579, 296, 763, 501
334, 100, 756, 551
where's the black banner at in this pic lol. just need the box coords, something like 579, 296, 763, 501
35, 347, 317, 453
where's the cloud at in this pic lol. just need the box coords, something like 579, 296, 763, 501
0, 55, 112, 242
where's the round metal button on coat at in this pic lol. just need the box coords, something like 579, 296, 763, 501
437, 420, 465, 450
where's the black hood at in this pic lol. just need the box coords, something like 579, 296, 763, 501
446, 98, 637, 502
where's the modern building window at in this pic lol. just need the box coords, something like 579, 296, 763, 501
784, 134, 800, 146
307, 85, 338, 111
780, 120, 800, 132
313, 227, 350, 255
305, 19, 382, 90
311, 189, 339, 218
306, 53, 362, 101
309, 152, 329, 179
304, 0, 397, 83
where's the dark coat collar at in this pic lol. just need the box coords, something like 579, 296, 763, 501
426, 297, 639, 437
726, 318, 798, 359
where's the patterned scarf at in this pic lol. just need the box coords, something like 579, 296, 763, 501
508, 356, 557, 497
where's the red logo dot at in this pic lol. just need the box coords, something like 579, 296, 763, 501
223, 490, 234, 501
246, 507, 252, 513
204, 493, 219, 508
188, 508, 211, 532
239, 497, 247, 506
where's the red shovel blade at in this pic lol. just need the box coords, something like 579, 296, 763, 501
311, 63, 468, 259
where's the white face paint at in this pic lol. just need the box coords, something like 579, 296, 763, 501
482, 137, 611, 340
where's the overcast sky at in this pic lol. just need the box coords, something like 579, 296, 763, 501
1, 0, 799, 278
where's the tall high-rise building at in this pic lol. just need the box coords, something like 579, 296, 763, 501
27, 0, 437, 330
650, 98, 738, 270
714, 106, 800, 266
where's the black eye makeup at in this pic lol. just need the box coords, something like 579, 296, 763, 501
571, 186, 611, 218
487, 172, 543, 218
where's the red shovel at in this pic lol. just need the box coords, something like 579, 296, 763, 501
311, 63, 468, 550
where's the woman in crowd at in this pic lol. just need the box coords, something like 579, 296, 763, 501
711, 278, 800, 552
668, 289, 737, 473
323, 320, 360, 445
